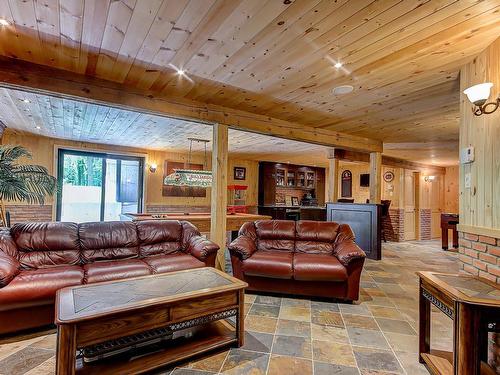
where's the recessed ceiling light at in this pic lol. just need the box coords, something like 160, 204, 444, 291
35, 126, 41, 129
332, 85, 354, 95
334, 62, 343, 69
176, 69, 186, 76
0, 19, 10, 26
21, 98, 30, 103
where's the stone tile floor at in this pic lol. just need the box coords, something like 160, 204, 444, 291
0, 240, 458, 374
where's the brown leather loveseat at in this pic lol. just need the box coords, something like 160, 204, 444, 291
229, 220, 365, 301
0, 220, 219, 334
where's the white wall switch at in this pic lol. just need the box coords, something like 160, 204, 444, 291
465, 172, 471, 189
460, 146, 475, 164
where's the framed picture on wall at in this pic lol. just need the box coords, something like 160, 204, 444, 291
234, 167, 246, 180
291, 197, 299, 206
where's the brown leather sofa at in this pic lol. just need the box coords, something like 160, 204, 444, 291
0, 220, 219, 335
228, 220, 365, 301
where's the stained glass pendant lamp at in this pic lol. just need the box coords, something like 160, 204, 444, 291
164, 138, 212, 188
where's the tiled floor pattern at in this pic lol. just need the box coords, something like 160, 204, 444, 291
0, 240, 458, 375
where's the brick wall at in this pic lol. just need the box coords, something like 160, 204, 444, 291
458, 232, 500, 283
419, 208, 431, 240
382, 208, 404, 242
5, 205, 53, 224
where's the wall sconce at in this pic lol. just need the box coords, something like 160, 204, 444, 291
424, 175, 436, 182
149, 163, 157, 173
463, 82, 499, 116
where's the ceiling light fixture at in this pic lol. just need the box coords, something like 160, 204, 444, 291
176, 68, 186, 76
334, 62, 343, 69
332, 85, 354, 95
21, 98, 30, 103
35, 126, 41, 129
0, 19, 9, 26
463, 82, 499, 116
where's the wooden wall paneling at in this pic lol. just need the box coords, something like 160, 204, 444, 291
210, 123, 228, 270
369, 152, 382, 204
458, 36, 500, 235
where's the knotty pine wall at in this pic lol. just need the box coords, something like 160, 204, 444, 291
1, 130, 259, 221
458, 37, 500, 283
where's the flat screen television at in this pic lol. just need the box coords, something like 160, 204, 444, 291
360, 173, 370, 187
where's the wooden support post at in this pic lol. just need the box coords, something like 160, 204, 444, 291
327, 148, 339, 202
369, 152, 382, 204
210, 123, 228, 271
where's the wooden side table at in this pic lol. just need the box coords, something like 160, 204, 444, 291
418, 272, 499, 374
440, 213, 459, 250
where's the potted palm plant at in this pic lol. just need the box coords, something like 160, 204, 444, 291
0, 145, 57, 226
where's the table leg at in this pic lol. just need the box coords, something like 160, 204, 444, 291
452, 228, 459, 249
419, 285, 431, 363
455, 303, 479, 375
441, 227, 448, 250
56, 324, 77, 375
237, 289, 245, 347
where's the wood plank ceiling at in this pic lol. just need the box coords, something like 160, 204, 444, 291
0, 87, 333, 165
0, 0, 499, 165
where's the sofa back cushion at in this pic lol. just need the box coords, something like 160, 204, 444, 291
136, 220, 182, 256
79, 221, 139, 263
11, 222, 80, 269
255, 220, 295, 252
295, 221, 340, 254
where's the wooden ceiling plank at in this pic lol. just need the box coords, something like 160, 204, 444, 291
122, 0, 189, 87
59, 0, 84, 73
7, 0, 44, 61
108, 0, 163, 82
258, 2, 491, 107
200, 0, 329, 81
95, 0, 136, 79
274, 4, 500, 108
144, 0, 216, 92
78, 0, 111, 75
33, 0, 63, 67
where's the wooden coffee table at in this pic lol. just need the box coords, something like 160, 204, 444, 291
55, 267, 247, 375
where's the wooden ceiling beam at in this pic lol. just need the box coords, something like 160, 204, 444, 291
334, 149, 446, 175
0, 57, 382, 153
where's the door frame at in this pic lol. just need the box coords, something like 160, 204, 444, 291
56, 148, 145, 221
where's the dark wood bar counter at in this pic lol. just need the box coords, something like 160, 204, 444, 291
326, 203, 382, 260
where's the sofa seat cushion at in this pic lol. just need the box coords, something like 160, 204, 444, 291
142, 254, 204, 274
242, 251, 293, 279
293, 253, 347, 281
83, 259, 151, 284
0, 266, 84, 310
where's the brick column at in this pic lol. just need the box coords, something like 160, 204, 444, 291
458, 232, 500, 283
419, 208, 431, 240
382, 208, 405, 242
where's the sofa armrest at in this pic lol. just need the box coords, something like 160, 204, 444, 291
0, 229, 20, 287
333, 240, 365, 267
228, 236, 257, 260
185, 236, 220, 262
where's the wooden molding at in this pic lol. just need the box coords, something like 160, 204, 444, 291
0, 57, 382, 153
334, 149, 446, 175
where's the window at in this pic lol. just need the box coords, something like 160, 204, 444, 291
341, 170, 352, 197
56, 149, 144, 222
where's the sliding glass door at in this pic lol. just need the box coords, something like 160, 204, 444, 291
57, 149, 144, 222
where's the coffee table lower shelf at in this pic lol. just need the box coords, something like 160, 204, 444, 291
75, 320, 236, 375
421, 350, 453, 375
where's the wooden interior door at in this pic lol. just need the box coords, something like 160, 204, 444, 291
430, 176, 443, 238
404, 171, 417, 240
